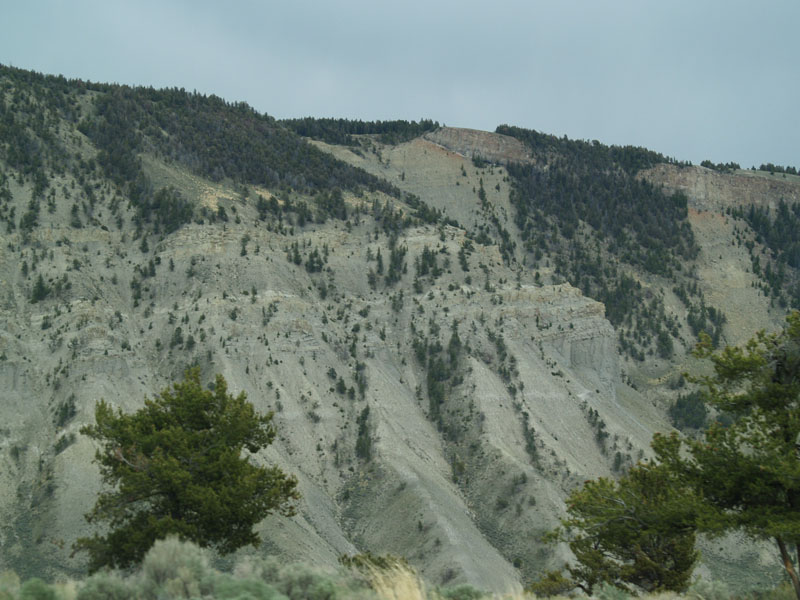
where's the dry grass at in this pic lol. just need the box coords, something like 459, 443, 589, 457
368, 564, 429, 600
0, 539, 789, 600
366, 561, 533, 600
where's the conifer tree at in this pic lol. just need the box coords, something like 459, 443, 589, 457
654, 311, 800, 598
544, 462, 698, 595
74, 369, 299, 572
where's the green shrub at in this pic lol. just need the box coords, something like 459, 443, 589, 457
686, 577, 731, 600
526, 570, 574, 598
19, 578, 56, 600
237, 556, 362, 600
669, 391, 707, 430
211, 574, 286, 600
437, 583, 486, 600
271, 564, 339, 600
139, 536, 214, 599
77, 572, 134, 600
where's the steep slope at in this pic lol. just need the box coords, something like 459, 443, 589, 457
0, 162, 658, 587
309, 132, 517, 238
0, 68, 663, 589
644, 163, 800, 212
644, 164, 799, 345
363, 127, 800, 396
1, 67, 795, 592
315, 127, 799, 589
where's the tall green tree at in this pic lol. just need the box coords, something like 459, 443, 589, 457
654, 311, 800, 599
543, 462, 698, 595
73, 369, 299, 572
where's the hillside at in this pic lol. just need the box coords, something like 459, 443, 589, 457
1, 65, 798, 591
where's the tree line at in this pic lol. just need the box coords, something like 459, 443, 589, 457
1, 65, 452, 238
759, 163, 798, 175
281, 117, 439, 146
731, 200, 800, 308
78, 85, 405, 198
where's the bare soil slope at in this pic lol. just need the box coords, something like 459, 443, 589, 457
1, 119, 795, 592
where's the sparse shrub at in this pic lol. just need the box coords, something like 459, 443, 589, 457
77, 571, 134, 600
0, 570, 21, 599
211, 574, 285, 600
686, 577, 731, 600
438, 583, 486, 600
237, 556, 357, 600
595, 581, 631, 600
19, 578, 57, 600
139, 536, 213, 599
268, 563, 338, 600
760, 582, 797, 600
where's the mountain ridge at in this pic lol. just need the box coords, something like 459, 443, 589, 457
0, 65, 797, 591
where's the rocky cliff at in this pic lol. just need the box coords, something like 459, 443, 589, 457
422, 127, 533, 166
644, 163, 800, 212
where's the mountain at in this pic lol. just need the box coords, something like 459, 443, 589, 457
0, 65, 797, 590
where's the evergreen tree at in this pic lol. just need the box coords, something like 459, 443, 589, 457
30, 274, 50, 303
546, 462, 698, 594
654, 311, 800, 599
73, 369, 299, 572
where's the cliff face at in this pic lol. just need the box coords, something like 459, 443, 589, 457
643, 164, 800, 212
642, 164, 797, 347
422, 127, 534, 166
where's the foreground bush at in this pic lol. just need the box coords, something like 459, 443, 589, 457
0, 538, 480, 600
0, 539, 790, 599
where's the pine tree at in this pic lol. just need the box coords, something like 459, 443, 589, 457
546, 462, 698, 595
73, 369, 299, 572
654, 311, 800, 599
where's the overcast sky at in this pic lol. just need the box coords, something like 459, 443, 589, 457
2, 1, 798, 168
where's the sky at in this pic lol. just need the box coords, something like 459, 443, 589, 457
2, 0, 798, 169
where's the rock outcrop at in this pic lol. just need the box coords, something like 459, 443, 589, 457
423, 127, 534, 165
643, 164, 800, 212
